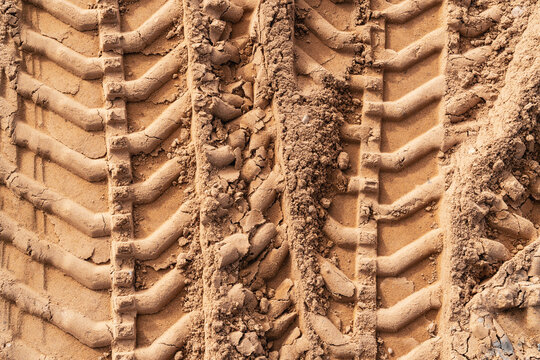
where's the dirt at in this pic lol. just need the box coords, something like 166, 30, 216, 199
0, 0, 538, 359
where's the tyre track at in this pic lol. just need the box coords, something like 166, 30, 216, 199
0, 0, 535, 358
0, 0, 196, 358
441, 1, 538, 358
1, 0, 110, 358
373, 1, 445, 357
184, 0, 281, 358
321, 0, 448, 358
186, 1, 296, 358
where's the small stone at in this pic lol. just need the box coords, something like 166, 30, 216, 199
493, 159, 505, 172
427, 322, 437, 336
500, 335, 514, 355
388, 347, 394, 356
515, 140, 526, 159
230, 331, 243, 346
321, 198, 332, 208
500, 172, 526, 202
511, 6, 524, 18
337, 152, 350, 170
260, 297, 269, 313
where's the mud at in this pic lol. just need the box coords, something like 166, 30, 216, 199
0, 0, 538, 359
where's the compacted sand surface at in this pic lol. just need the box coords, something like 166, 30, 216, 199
0, 0, 538, 359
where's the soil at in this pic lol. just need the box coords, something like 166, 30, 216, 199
0, 0, 538, 359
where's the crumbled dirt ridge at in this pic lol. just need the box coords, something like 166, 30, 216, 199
443, 1, 540, 358
0, 0, 538, 359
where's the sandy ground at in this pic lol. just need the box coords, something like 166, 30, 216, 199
0, 0, 538, 359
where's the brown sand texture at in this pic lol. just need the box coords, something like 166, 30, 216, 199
0, 0, 538, 359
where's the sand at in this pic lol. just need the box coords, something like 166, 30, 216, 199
0, 0, 538, 359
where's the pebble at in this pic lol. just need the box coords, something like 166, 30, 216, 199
259, 297, 269, 313
388, 347, 394, 356
321, 198, 332, 209
511, 6, 524, 18
337, 152, 350, 170
500, 335, 514, 355
493, 159, 505, 172
427, 322, 437, 336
